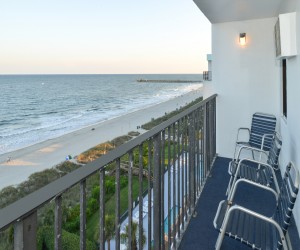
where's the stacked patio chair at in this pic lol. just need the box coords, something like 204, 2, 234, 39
233, 112, 277, 160
226, 132, 282, 197
214, 162, 299, 250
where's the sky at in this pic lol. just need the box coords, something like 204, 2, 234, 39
0, 0, 211, 74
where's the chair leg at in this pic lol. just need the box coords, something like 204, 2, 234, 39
285, 232, 293, 250
251, 149, 255, 160
215, 232, 224, 250
233, 144, 238, 161
226, 176, 233, 196
215, 206, 233, 250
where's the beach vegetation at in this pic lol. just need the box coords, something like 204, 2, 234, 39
120, 221, 146, 250
77, 134, 134, 164
141, 96, 203, 130
37, 226, 96, 250
128, 131, 140, 137
93, 214, 115, 250
86, 176, 147, 241
111, 135, 133, 147
77, 142, 115, 164
0, 161, 81, 209
0, 226, 13, 250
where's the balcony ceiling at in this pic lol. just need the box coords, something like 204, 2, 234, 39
193, 0, 284, 23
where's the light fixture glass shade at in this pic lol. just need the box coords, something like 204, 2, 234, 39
239, 33, 246, 46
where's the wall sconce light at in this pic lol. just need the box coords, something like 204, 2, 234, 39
239, 33, 246, 46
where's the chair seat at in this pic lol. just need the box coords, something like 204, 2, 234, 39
214, 201, 280, 250
229, 161, 273, 187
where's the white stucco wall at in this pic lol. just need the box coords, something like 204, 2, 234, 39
278, 1, 300, 230
207, 17, 281, 158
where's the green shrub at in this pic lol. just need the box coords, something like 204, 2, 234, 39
64, 204, 80, 233
120, 176, 128, 188
142, 96, 203, 130
37, 226, 96, 250
105, 179, 115, 195
91, 186, 100, 202
88, 198, 98, 214
0, 186, 19, 209
64, 217, 80, 234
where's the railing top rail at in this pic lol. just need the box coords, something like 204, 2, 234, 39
0, 94, 217, 230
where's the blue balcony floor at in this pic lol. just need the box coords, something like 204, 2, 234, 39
179, 157, 300, 250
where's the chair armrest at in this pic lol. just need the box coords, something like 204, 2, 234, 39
236, 127, 250, 143
261, 133, 274, 150
236, 145, 268, 161
223, 205, 288, 250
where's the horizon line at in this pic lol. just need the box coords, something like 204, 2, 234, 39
0, 73, 203, 76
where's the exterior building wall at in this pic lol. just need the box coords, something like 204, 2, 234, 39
206, 17, 281, 158
278, 1, 300, 229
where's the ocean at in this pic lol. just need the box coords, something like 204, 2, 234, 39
0, 74, 202, 155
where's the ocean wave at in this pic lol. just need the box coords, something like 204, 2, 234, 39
0, 74, 202, 154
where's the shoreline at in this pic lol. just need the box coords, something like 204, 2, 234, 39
0, 87, 202, 189
0, 85, 202, 157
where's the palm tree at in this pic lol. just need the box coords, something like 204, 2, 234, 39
120, 221, 146, 250
94, 214, 115, 250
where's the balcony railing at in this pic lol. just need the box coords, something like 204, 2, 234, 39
0, 94, 217, 249
203, 71, 212, 81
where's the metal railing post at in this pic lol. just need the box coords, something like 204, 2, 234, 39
55, 195, 62, 250
161, 130, 165, 250
80, 180, 86, 250
172, 123, 177, 248
184, 117, 188, 220
128, 151, 133, 250
14, 211, 37, 250
147, 140, 152, 250
209, 101, 213, 166
138, 145, 144, 250
181, 118, 185, 231
188, 112, 196, 210
115, 158, 121, 250
14, 221, 23, 250
167, 126, 171, 249
153, 133, 162, 249
177, 121, 181, 238
99, 169, 105, 250
203, 102, 208, 177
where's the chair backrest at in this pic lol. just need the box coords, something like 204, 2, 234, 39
274, 162, 299, 236
266, 132, 282, 170
249, 112, 277, 151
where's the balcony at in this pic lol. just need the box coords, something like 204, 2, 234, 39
179, 157, 300, 250
203, 71, 212, 81
0, 94, 299, 249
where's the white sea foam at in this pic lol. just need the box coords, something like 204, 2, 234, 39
0, 75, 202, 155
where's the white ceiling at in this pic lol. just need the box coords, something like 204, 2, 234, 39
193, 0, 291, 23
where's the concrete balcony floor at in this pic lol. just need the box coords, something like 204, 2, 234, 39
179, 157, 300, 250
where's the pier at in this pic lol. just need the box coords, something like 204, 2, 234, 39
137, 79, 202, 83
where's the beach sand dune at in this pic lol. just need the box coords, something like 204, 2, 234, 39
0, 88, 202, 189
0, 159, 37, 166
38, 144, 62, 153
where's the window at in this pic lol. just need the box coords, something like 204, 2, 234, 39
282, 59, 287, 117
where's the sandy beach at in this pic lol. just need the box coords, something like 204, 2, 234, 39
0, 87, 202, 189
